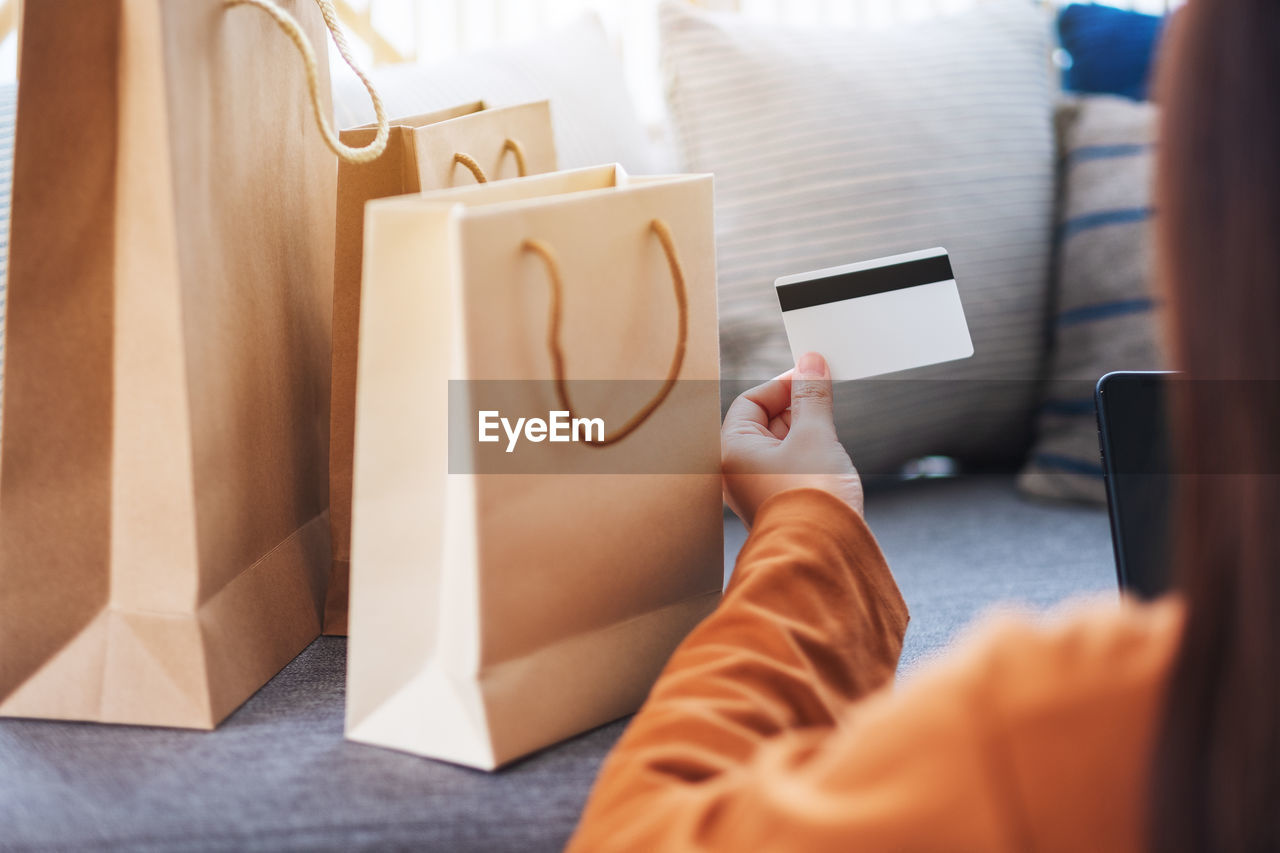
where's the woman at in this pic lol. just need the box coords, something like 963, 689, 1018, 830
567, 0, 1279, 850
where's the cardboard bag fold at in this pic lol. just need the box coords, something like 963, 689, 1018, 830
0, 0, 349, 728
326, 101, 558, 635
346, 165, 722, 769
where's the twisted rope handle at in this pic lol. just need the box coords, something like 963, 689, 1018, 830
225, 0, 389, 165
521, 219, 689, 448
452, 152, 488, 183
502, 138, 529, 177
452, 138, 530, 184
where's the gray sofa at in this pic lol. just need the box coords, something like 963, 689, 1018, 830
0, 476, 1116, 851
0, 10, 1132, 848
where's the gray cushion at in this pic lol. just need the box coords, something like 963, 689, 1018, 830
728, 475, 1118, 671
1, 477, 1114, 851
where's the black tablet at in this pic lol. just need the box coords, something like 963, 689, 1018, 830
1095, 371, 1176, 599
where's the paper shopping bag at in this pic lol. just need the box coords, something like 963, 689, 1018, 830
0, 0, 371, 728
345, 165, 723, 769
326, 101, 558, 635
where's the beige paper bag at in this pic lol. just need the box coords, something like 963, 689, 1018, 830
0, 0, 363, 728
345, 165, 723, 769
326, 101, 558, 635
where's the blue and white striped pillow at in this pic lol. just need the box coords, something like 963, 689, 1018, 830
1018, 95, 1164, 503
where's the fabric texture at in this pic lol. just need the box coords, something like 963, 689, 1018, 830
659, 0, 1057, 474
569, 488, 1182, 852
0, 476, 1116, 851
1058, 3, 1165, 101
331, 13, 654, 175
1019, 96, 1163, 504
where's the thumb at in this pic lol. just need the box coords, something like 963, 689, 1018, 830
790, 352, 835, 430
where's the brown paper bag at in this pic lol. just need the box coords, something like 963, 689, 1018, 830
345, 165, 723, 769
326, 101, 558, 635
0, 0, 375, 728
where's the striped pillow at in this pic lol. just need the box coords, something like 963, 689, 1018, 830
1018, 95, 1164, 503
660, 0, 1057, 474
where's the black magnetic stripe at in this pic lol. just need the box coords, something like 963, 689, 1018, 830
776, 254, 955, 312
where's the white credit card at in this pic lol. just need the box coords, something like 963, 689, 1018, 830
775, 247, 974, 381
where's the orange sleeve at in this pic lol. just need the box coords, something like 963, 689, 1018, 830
566, 487, 914, 851
566, 485, 1182, 852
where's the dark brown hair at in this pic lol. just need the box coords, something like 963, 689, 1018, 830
1151, 0, 1280, 849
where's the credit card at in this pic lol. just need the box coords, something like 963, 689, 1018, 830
775, 247, 974, 381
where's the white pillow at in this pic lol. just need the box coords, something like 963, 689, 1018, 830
332, 14, 654, 174
661, 0, 1057, 473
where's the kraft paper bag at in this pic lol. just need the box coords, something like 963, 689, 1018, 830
326, 101, 558, 635
0, 0, 373, 728
345, 165, 723, 769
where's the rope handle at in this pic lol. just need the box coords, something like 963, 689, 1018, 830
521, 219, 689, 448
225, 0, 389, 165
452, 139, 530, 184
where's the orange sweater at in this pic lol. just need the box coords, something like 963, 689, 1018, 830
567, 489, 1183, 852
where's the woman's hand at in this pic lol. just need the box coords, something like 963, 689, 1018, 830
722, 352, 863, 527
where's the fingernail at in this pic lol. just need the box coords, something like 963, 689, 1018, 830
797, 352, 827, 379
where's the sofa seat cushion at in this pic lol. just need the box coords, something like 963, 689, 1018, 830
0, 477, 1113, 851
